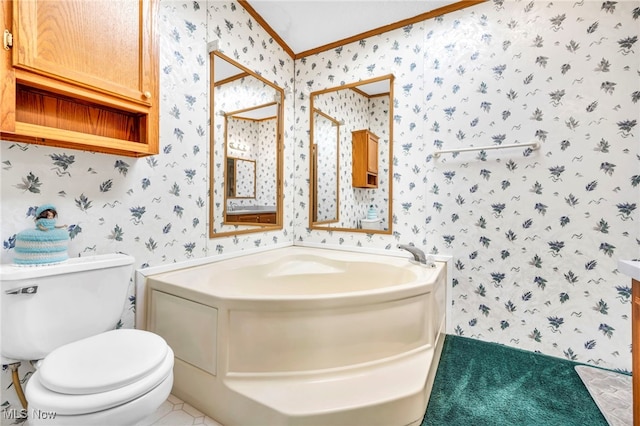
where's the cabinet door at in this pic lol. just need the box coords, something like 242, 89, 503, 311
2, 0, 158, 156
259, 213, 276, 224
367, 135, 378, 173
352, 129, 378, 188
13, 0, 154, 106
237, 214, 260, 223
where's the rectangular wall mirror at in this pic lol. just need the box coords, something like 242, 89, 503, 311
226, 157, 256, 198
209, 51, 283, 237
309, 75, 394, 234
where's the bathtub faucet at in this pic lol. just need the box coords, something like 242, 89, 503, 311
398, 244, 435, 267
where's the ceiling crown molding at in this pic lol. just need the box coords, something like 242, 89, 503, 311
238, 0, 486, 60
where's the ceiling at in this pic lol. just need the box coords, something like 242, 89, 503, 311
243, 0, 477, 57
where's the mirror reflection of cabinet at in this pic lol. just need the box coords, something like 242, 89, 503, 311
228, 212, 276, 224
352, 130, 378, 188
308, 74, 394, 234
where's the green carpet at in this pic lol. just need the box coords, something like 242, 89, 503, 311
422, 335, 608, 426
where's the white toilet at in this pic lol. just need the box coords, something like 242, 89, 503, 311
1, 254, 174, 425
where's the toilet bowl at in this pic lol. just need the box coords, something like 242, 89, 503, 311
1, 254, 174, 426
26, 329, 174, 426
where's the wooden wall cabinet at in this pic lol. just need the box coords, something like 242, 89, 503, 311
1, 0, 159, 157
352, 129, 378, 188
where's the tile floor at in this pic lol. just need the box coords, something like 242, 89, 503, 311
136, 395, 222, 426
575, 366, 632, 426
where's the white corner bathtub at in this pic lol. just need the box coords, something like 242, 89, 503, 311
145, 246, 446, 426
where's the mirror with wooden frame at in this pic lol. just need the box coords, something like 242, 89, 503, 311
309, 75, 394, 234
209, 51, 283, 237
226, 157, 256, 198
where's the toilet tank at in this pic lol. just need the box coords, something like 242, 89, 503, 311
1, 254, 135, 362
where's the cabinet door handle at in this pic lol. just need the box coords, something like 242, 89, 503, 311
143, 91, 152, 99
3, 30, 13, 50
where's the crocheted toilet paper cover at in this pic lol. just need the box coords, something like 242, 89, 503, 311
14, 218, 69, 265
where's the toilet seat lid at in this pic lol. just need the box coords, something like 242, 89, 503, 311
39, 329, 169, 394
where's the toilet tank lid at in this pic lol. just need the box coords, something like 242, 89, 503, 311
39, 329, 169, 395
0, 253, 134, 281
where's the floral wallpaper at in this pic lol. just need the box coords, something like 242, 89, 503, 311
234, 158, 256, 199
424, 0, 639, 373
313, 111, 339, 222
256, 118, 278, 207
0, 0, 638, 419
294, 0, 639, 373
226, 117, 257, 159
225, 116, 277, 204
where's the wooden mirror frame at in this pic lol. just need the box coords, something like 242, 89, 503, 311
226, 157, 256, 199
208, 51, 284, 238
308, 74, 394, 234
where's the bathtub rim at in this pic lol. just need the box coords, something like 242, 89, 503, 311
146, 251, 442, 305
136, 242, 453, 332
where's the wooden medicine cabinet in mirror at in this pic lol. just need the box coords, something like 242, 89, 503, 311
309, 75, 394, 234
209, 51, 283, 237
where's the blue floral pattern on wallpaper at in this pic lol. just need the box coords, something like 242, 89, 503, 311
424, 0, 639, 373
294, 0, 639, 372
225, 117, 276, 204
313, 112, 339, 222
